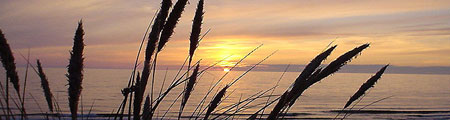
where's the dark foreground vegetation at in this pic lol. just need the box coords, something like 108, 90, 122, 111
0, 0, 391, 119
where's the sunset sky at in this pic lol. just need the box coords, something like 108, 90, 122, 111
1, 0, 449, 69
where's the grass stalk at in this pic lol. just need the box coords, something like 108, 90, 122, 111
132, 72, 141, 119
21, 49, 30, 120
336, 95, 394, 120
86, 99, 96, 120
344, 65, 389, 108
114, 7, 159, 120
141, 95, 150, 119
37, 60, 54, 112
0, 29, 21, 97
187, 0, 204, 82
157, 0, 188, 52
268, 44, 369, 119
67, 20, 85, 120
0, 29, 21, 120
143, 0, 186, 118
178, 64, 200, 119
190, 68, 217, 119
337, 65, 388, 119
19, 52, 60, 118
203, 85, 229, 120
0, 80, 14, 120
133, 0, 172, 119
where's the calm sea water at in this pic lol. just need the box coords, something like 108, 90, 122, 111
1, 67, 449, 119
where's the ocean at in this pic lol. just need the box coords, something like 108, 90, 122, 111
1, 67, 449, 119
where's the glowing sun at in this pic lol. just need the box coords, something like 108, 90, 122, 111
223, 68, 230, 72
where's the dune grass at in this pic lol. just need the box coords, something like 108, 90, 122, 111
37, 60, 54, 113
66, 20, 85, 120
0, 0, 394, 119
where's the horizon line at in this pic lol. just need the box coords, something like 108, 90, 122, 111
13, 64, 450, 75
